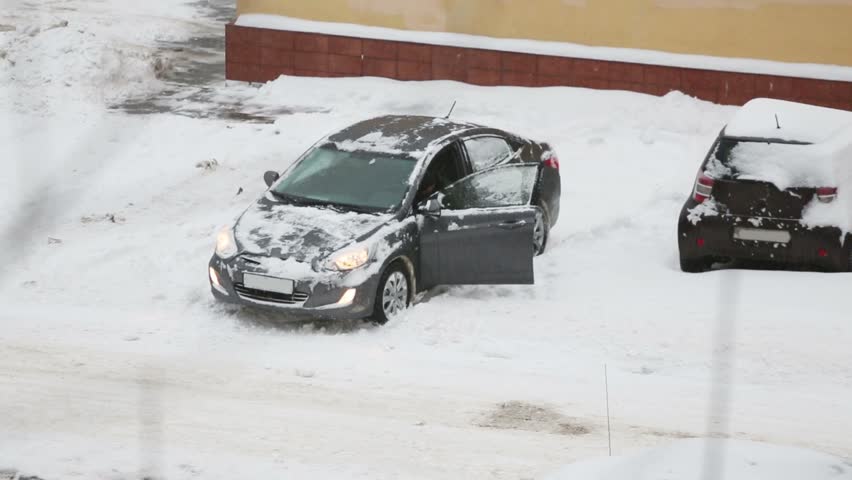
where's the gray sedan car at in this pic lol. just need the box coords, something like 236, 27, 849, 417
208, 115, 561, 323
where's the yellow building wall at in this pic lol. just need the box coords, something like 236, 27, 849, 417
236, 0, 852, 67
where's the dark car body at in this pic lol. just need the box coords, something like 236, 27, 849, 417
209, 115, 561, 320
678, 130, 851, 273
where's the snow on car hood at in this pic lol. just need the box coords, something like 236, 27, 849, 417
234, 196, 392, 263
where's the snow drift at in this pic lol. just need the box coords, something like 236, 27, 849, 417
547, 439, 852, 480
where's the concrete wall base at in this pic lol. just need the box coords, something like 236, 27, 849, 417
225, 24, 852, 112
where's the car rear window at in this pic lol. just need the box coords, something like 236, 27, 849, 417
707, 138, 835, 190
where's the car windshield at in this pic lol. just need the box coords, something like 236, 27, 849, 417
272, 145, 418, 212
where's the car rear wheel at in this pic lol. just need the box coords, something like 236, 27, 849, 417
533, 205, 550, 256
680, 257, 712, 273
371, 263, 410, 325
848, 246, 852, 272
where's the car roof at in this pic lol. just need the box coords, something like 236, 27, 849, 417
724, 98, 852, 144
325, 115, 483, 158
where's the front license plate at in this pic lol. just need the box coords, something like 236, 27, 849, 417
733, 227, 791, 244
243, 273, 294, 294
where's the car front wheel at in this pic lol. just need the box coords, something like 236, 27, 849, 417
371, 263, 410, 325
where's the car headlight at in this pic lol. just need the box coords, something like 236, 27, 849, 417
215, 227, 238, 259
327, 245, 371, 271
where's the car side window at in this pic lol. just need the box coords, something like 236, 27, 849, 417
464, 136, 513, 171
440, 164, 538, 210
415, 142, 467, 204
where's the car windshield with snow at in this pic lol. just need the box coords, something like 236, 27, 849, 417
678, 98, 852, 272
209, 115, 561, 323
269, 145, 418, 212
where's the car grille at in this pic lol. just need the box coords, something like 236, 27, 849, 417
234, 284, 310, 305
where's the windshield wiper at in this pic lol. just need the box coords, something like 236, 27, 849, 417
269, 191, 382, 214
326, 201, 384, 214
268, 190, 297, 203
305, 201, 373, 215
268, 191, 325, 207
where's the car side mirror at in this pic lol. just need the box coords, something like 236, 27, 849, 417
263, 171, 280, 188
418, 198, 442, 217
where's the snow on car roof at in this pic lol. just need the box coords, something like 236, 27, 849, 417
724, 98, 852, 144
326, 115, 481, 157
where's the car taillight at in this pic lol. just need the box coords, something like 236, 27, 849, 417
543, 155, 560, 170
693, 172, 715, 203
817, 187, 837, 203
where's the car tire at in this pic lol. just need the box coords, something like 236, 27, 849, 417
848, 245, 852, 273
370, 262, 411, 325
680, 257, 711, 273
534, 204, 550, 256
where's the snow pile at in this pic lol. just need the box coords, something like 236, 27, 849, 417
0, 0, 195, 111
0, 19, 159, 110
547, 439, 852, 480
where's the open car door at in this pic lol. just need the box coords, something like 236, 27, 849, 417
420, 164, 539, 285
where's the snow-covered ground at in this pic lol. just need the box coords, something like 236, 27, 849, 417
1, 1, 851, 479
548, 439, 852, 480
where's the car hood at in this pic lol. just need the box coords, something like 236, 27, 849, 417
234, 197, 392, 263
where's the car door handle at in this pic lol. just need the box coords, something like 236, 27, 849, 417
497, 220, 527, 230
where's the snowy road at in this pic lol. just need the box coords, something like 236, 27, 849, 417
1, 0, 851, 478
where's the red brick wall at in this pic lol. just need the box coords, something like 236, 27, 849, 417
225, 24, 852, 112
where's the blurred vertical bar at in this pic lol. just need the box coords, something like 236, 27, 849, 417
139, 367, 165, 480
701, 271, 741, 480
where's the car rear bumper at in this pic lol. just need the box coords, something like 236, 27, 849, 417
208, 254, 379, 320
678, 208, 850, 272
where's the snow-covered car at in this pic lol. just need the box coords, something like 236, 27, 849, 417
678, 98, 852, 272
208, 115, 561, 323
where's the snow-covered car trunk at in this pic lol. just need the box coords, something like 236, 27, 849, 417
678, 99, 852, 272
707, 137, 849, 223
711, 180, 814, 219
